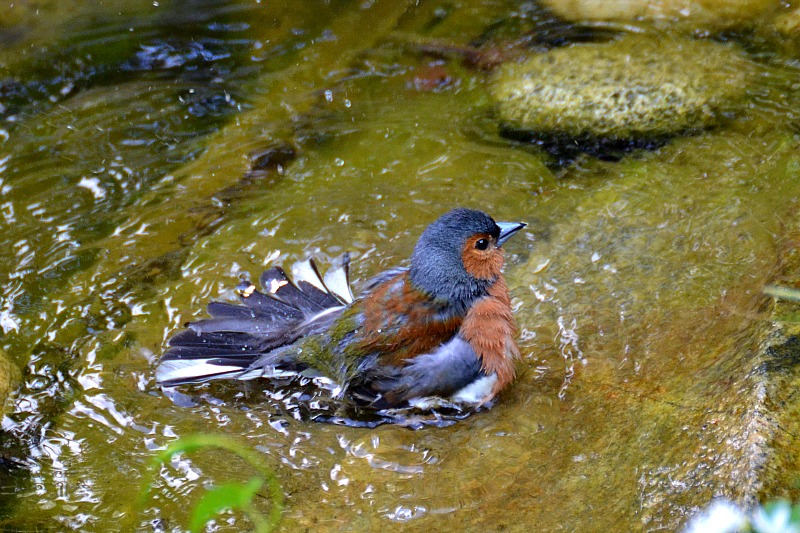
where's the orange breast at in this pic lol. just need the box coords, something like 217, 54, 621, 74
459, 275, 520, 395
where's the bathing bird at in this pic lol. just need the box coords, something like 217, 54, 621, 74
156, 208, 525, 408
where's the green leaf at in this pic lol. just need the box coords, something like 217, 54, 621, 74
135, 434, 283, 532
189, 477, 264, 533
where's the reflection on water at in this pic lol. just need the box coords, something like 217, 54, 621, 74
1, 0, 800, 530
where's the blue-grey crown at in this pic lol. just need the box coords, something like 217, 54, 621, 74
408, 209, 500, 313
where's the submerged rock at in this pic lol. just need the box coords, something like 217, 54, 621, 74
0, 349, 19, 417
756, 222, 800, 505
514, 130, 800, 528
491, 33, 755, 144
539, 0, 780, 32
773, 6, 800, 35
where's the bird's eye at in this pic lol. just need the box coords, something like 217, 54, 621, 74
475, 238, 489, 250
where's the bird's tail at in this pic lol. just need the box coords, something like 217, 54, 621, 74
155, 254, 354, 387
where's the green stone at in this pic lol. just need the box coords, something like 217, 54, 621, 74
491, 33, 755, 140
539, 0, 779, 33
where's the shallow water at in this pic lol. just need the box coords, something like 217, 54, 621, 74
2, 0, 800, 531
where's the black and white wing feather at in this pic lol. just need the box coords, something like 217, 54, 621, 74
156, 254, 354, 387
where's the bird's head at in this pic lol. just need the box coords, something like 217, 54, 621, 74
409, 208, 526, 311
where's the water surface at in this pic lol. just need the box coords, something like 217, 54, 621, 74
2, 0, 800, 530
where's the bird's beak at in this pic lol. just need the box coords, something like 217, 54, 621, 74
496, 221, 527, 247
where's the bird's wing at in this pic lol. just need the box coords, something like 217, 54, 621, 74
156, 256, 351, 387
361, 266, 408, 293
367, 336, 484, 406
346, 271, 463, 367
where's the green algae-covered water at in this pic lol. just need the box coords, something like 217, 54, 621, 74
3, 0, 800, 530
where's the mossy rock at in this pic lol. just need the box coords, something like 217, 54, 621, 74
0, 349, 19, 417
539, 0, 780, 32
491, 33, 755, 141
